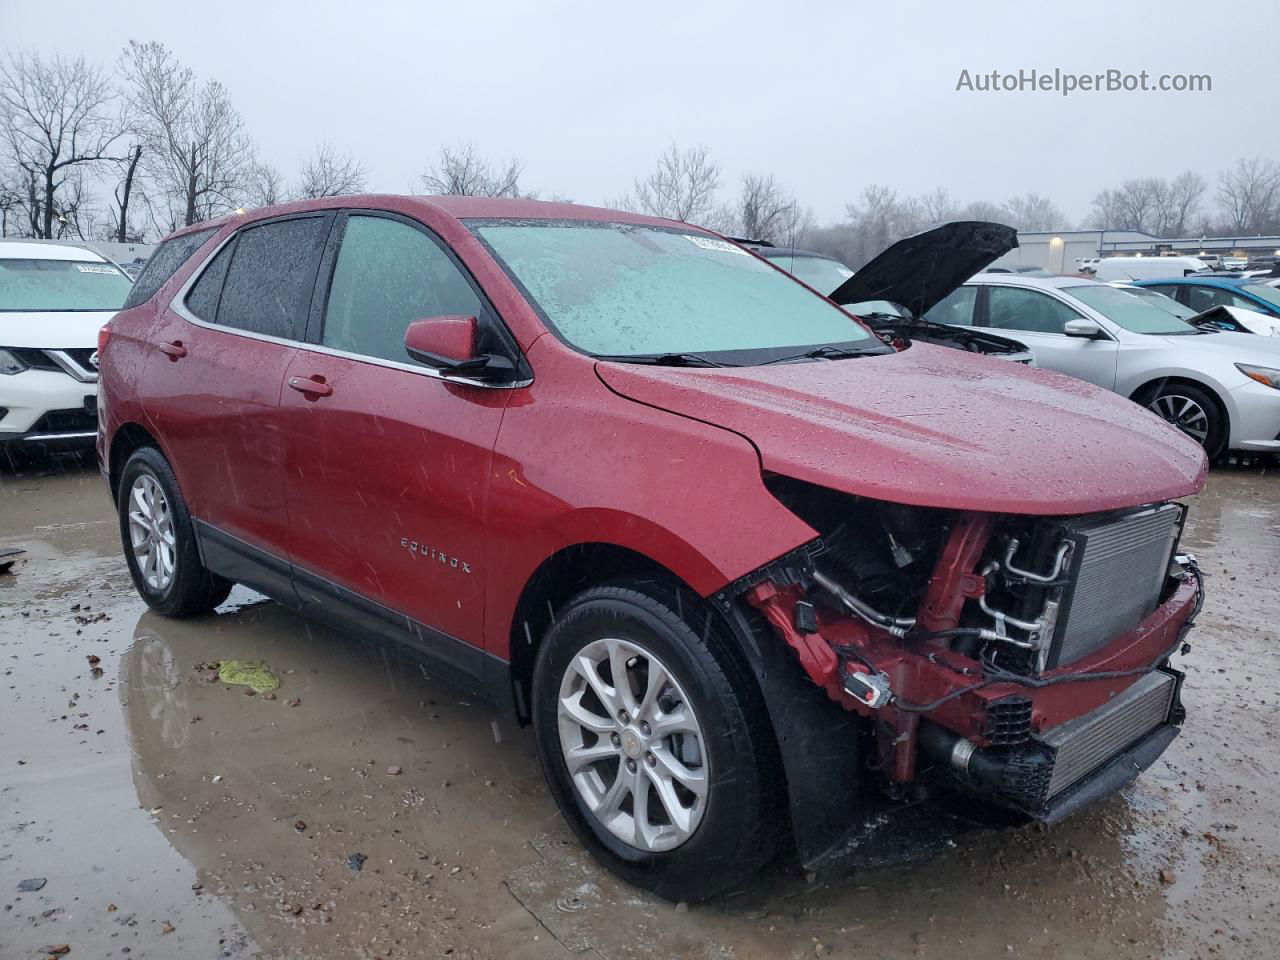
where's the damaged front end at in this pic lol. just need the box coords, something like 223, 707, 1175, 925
723, 475, 1202, 870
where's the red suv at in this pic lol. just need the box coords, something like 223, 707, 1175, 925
98, 197, 1207, 900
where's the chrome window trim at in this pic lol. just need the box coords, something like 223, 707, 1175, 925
168, 226, 531, 391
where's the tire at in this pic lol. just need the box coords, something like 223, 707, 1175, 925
117, 446, 231, 617
531, 581, 781, 901
1144, 382, 1226, 461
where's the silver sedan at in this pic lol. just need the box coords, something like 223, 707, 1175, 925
925, 274, 1280, 458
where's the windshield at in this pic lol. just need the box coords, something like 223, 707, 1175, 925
472, 221, 875, 361
1122, 286, 1199, 320
764, 253, 855, 297
1241, 283, 1280, 309
1064, 284, 1199, 334
0, 258, 133, 312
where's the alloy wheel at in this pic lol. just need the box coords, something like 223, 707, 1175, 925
1148, 393, 1210, 445
127, 473, 176, 592
556, 637, 708, 853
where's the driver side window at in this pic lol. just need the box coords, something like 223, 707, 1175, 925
986, 286, 1083, 334
322, 214, 486, 365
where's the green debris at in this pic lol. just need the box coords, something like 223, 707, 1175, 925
216, 659, 280, 694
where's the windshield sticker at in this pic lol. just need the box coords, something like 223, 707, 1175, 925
74, 264, 119, 275
684, 235, 750, 256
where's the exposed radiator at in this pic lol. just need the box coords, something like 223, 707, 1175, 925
1046, 504, 1182, 668
1040, 670, 1177, 798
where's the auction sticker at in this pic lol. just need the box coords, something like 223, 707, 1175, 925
684, 235, 749, 255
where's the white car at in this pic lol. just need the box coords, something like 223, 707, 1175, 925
1, 240, 133, 451
927, 272, 1280, 458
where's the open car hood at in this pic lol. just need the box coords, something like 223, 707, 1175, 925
829, 221, 1018, 318
596, 346, 1205, 516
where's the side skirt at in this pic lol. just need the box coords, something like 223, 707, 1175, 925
193, 520, 513, 709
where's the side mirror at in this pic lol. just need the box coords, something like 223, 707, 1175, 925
1063, 318, 1103, 339
404, 315, 520, 384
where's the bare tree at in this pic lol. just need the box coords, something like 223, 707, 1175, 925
0, 51, 125, 238
296, 141, 367, 199
1162, 171, 1205, 236
419, 142, 525, 197
920, 187, 960, 224
120, 40, 255, 229
106, 143, 145, 242
245, 161, 286, 208
734, 173, 803, 243
1216, 157, 1280, 234
619, 143, 722, 225
1004, 192, 1067, 231
958, 199, 1011, 223
841, 185, 926, 267
0, 163, 23, 236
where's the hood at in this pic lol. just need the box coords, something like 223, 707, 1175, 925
1159, 327, 1280, 359
1, 310, 116, 349
596, 346, 1206, 516
828, 221, 1018, 318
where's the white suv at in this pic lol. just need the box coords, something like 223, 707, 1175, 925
0, 240, 133, 451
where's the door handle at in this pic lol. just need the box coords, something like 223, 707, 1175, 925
288, 375, 333, 398
158, 340, 186, 359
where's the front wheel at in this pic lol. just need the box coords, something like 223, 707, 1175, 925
1144, 383, 1226, 461
532, 583, 781, 901
118, 446, 231, 617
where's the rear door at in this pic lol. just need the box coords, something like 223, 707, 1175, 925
143, 212, 332, 597
280, 210, 517, 679
979, 284, 1119, 388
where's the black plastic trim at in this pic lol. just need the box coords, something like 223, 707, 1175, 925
192, 519, 508, 705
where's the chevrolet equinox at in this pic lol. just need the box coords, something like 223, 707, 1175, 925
98, 197, 1207, 900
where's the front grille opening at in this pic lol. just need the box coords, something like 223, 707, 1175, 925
29, 408, 97, 434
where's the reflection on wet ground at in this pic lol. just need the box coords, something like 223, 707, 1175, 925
2, 453, 1277, 959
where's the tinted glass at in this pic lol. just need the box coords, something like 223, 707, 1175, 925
123, 228, 215, 308
217, 217, 327, 339
185, 242, 235, 321
1062, 284, 1196, 334
1183, 284, 1247, 314
475, 222, 871, 358
922, 286, 977, 326
987, 286, 1082, 334
323, 215, 485, 364
0, 258, 133, 311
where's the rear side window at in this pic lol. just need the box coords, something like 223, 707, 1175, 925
185, 242, 235, 321
216, 217, 328, 340
123, 227, 216, 308
321, 214, 486, 364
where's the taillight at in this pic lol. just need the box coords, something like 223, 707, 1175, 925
97, 323, 112, 356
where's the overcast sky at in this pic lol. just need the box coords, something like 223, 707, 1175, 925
3, 0, 1275, 225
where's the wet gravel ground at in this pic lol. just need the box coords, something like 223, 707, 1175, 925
1, 451, 1277, 959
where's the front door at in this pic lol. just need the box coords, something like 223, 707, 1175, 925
141, 213, 332, 597
280, 211, 515, 677
981, 284, 1119, 389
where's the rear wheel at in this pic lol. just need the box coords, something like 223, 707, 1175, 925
118, 446, 231, 617
1144, 383, 1226, 461
532, 582, 780, 901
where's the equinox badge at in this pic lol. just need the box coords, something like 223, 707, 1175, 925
400, 538, 472, 574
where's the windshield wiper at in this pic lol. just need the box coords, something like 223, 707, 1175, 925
758, 345, 874, 365
593, 352, 730, 367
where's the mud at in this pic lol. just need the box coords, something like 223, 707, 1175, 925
2, 452, 1277, 959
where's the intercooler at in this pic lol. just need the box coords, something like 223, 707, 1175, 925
1043, 503, 1183, 669
1038, 670, 1178, 798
